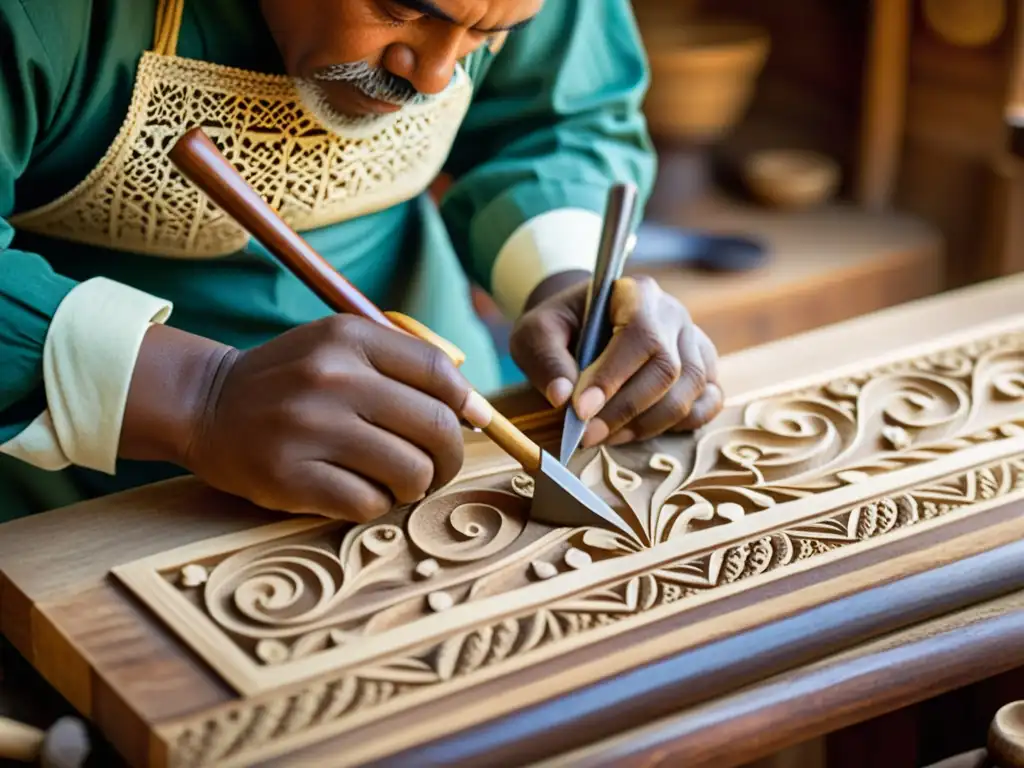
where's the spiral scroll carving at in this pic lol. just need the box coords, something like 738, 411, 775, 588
163, 446, 1024, 768
204, 545, 346, 641
406, 489, 529, 563
165, 330, 1024, 670
877, 376, 968, 430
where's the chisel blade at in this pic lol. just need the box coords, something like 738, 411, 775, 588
559, 408, 588, 466
530, 451, 634, 537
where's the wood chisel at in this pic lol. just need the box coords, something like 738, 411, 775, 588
559, 182, 638, 465
168, 127, 634, 537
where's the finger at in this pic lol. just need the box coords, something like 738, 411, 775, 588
354, 376, 465, 489
580, 355, 685, 447
329, 315, 472, 416
605, 382, 724, 447
597, 320, 711, 445
602, 373, 704, 445
670, 382, 725, 433
695, 326, 720, 384
585, 313, 710, 442
573, 277, 680, 421
278, 461, 395, 523
329, 421, 437, 506
508, 304, 581, 408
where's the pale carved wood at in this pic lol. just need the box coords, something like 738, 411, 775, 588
99, 322, 1024, 767
5, 276, 1024, 768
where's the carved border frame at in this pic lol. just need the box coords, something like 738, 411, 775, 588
139, 448, 1024, 768
112, 431, 1024, 698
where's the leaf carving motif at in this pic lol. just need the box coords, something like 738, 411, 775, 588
172, 332, 1024, 668
165, 452, 1024, 768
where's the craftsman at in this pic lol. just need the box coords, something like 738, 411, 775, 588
0, 0, 723, 525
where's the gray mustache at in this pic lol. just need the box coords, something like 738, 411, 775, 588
311, 60, 431, 106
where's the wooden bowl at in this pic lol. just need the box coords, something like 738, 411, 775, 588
641, 22, 771, 144
923, 0, 1006, 48
742, 149, 840, 209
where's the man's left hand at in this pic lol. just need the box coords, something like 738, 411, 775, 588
509, 272, 724, 448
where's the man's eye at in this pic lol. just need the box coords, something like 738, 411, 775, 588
380, 2, 421, 25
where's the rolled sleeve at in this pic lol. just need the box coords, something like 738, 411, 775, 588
1, 276, 173, 474
47, 278, 171, 472
489, 207, 605, 318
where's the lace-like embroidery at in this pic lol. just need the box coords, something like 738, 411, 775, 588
10, 53, 473, 259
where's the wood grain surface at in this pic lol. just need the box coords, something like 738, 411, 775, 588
2, 274, 1024, 768
391, 540, 1024, 768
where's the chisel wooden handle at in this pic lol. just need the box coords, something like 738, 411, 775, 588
166, 130, 464, 365
167, 129, 444, 347
169, 127, 541, 472
169, 132, 466, 366
0, 717, 44, 762
382, 311, 465, 368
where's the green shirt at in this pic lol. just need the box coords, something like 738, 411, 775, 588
0, 0, 656, 519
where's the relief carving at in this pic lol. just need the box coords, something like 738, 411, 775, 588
105, 327, 1024, 768
151, 332, 1024, 671
160, 450, 1024, 768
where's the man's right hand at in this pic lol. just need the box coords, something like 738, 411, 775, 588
119, 315, 474, 522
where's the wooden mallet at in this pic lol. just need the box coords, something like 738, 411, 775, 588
0, 715, 90, 768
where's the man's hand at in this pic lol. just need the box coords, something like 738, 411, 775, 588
509, 272, 724, 448
120, 315, 481, 522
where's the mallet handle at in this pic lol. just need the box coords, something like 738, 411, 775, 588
0, 716, 44, 762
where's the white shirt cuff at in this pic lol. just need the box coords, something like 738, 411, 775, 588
489, 208, 605, 319
0, 277, 173, 474
0, 410, 71, 471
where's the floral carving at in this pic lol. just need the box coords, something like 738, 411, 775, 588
187, 481, 579, 662
150, 333, 1024, 670
161, 452, 1024, 768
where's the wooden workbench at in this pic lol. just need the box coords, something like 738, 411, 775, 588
3, 572, 1021, 767
532, 588, 1024, 767
3, 273, 1023, 768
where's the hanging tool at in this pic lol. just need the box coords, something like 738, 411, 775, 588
629, 223, 768, 272
168, 127, 633, 536
0, 715, 90, 767
559, 183, 638, 465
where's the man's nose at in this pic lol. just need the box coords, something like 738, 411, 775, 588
384, 33, 464, 96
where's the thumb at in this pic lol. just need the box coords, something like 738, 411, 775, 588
509, 308, 580, 408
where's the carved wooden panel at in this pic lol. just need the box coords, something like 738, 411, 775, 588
100, 326, 1024, 766
5, 278, 1024, 768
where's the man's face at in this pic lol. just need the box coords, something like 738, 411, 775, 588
260, 0, 544, 118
